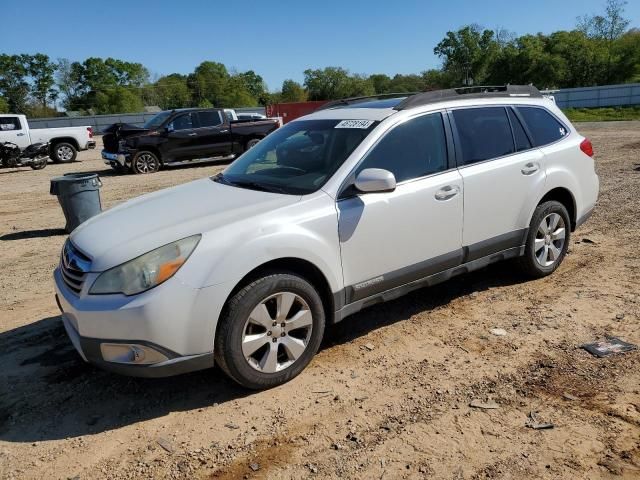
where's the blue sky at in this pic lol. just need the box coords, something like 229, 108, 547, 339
2, 0, 638, 91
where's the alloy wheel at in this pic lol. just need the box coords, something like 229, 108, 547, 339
241, 292, 313, 373
57, 145, 74, 161
534, 213, 566, 267
135, 153, 158, 173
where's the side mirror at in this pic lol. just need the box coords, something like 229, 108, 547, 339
354, 168, 396, 193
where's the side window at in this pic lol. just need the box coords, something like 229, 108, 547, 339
517, 106, 568, 147
357, 113, 448, 183
169, 113, 193, 131
198, 111, 222, 128
452, 107, 514, 165
0, 117, 21, 131
507, 108, 532, 151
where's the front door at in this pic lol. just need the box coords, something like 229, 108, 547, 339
165, 112, 198, 161
338, 112, 464, 304
0, 116, 30, 149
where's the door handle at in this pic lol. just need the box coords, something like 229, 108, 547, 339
16, 133, 25, 136
521, 162, 540, 175
435, 185, 460, 201
220, 129, 229, 133
188, 132, 197, 137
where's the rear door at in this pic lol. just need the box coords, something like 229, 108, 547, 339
192, 110, 232, 158
450, 106, 546, 259
0, 116, 30, 149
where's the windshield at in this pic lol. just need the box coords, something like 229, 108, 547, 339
217, 119, 377, 195
144, 111, 173, 129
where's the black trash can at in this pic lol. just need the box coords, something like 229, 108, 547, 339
50, 173, 103, 233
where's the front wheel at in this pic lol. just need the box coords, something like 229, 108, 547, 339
518, 200, 571, 278
215, 273, 325, 389
131, 151, 160, 174
30, 156, 48, 170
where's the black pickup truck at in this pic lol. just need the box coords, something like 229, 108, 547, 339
101, 108, 279, 174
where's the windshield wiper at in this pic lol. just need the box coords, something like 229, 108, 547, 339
213, 173, 287, 194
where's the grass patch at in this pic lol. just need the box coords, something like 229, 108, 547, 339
563, 106, 640, 122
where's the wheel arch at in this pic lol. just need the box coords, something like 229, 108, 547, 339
134, 146, 163, 164
218, 257, 336, 337
538, 187, 577, 231
50, 136, 80, 151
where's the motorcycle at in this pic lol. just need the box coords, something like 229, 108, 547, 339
0, 141, 50, 170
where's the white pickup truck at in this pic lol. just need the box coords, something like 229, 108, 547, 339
0, 114, 96, 163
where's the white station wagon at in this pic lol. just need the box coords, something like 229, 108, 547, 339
55, 86, 599, 389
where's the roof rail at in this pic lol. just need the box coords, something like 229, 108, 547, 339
394, 85, 542, 110
315, 92, 418, 111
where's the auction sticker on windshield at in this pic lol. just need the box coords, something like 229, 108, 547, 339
335, 120, 375, 129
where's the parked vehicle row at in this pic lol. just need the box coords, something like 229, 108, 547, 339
101, 108, 280, 174
0, 114, 96, 163
54, 85, 599, 389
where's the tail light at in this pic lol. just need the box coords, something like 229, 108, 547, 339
580, 138, 593, 157
87, 127, 93, 138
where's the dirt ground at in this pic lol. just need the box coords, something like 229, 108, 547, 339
1, 125, 639, 480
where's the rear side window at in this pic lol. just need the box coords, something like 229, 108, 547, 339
357, 113, 448, 183
198, 111, 222, 128
452, 107, 514, 165
507, 108, 532, 151
517, 107, 568, 146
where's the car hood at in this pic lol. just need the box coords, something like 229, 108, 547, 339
70, 177, 300, 271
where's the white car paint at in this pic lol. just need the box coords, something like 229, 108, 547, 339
54, 90, 599, 378
0, 113, 95, 152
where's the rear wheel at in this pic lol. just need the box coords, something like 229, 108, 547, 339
51, 142, 77, 163
215, 273, 325, 389
245, 138, 261, 151
131, 151, 160, 174
518, 200, 570, 278
30, 156, 47, 170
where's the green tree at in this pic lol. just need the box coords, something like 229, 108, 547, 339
188, 61, 230, 106
154, 74, 191, 109
0, 54, 31, 113
280, 79, 307, 102
93, 86, 144, 114
237, 70, 268, 104
433, 25, 499, 86
28, 54, 57, 109
369, 74, 392, 94
0, 96, 8, 113
304, 67, 374, 100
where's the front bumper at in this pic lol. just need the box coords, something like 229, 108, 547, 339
102, 149, 129, 167
53, 267, 224, 377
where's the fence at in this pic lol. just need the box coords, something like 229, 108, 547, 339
542, 83, 640, 109
27, 107, 267, 132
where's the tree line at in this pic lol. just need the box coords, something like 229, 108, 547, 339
0, 0, 637, 116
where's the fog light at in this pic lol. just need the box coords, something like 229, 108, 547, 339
100, 343, 168, 365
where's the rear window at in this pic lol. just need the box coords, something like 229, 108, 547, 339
198, 111, 223, 127
452, 107, 514, 165
0, 116, 21, 131
517, 107, 568, 147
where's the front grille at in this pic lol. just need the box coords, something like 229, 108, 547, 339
60, 240, 91, 295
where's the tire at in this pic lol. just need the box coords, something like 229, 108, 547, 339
51, 142, 77, 163
215, 272, 325, 389
518, 200, 571, 278
30, 156, 47, 170
131, 151, 160, 174
245, 138, 261, 151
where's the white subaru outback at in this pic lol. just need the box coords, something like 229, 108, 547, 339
54, 86, 599, 389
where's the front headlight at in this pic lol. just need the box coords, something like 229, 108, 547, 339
89, 235, 201, 296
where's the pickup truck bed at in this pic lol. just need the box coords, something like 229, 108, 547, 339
102, 108, 279, 174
